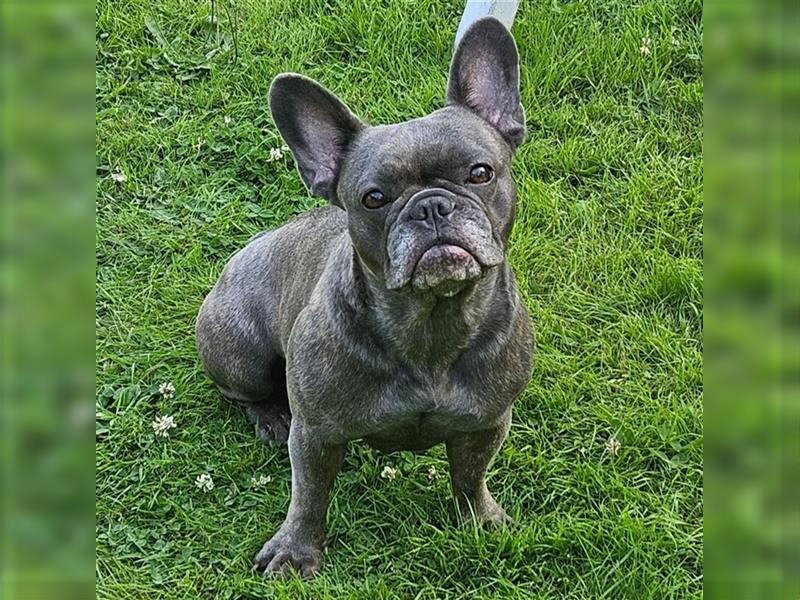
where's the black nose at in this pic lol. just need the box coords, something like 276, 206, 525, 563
409, 196, 456, 225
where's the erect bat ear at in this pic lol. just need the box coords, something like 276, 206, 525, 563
269, 74, 365, 206
446, 17, 526, 149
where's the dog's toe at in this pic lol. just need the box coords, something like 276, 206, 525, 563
253, 535, 322, 579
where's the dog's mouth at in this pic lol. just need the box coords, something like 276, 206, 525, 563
410, 244, 483, 297
383, 190, 506, 293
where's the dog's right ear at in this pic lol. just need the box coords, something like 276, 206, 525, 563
269, 74, 365, 207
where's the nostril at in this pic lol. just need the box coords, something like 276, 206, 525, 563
435, 198, 455, 217
410, 204, 429, 221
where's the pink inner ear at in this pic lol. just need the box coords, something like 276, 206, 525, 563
310, 165, 336, 196
453, 55, 524, 148
305, 113, 349, 166
459, 49, 515, 108
464, 83, 505, 125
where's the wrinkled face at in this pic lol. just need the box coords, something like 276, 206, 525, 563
339, 108, 517, 297
269, 17, 526, 297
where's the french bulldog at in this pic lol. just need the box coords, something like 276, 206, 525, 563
196, 17, 533, 577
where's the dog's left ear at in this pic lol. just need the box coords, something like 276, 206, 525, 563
446, 17, 525, 149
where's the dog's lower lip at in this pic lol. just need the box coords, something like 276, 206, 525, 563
409, 243, 483, 295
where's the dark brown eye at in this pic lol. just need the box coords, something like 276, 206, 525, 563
362, 190, 388, 209
467, 164, 494, 184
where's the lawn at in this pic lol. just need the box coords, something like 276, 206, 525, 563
95, 0, 703, 598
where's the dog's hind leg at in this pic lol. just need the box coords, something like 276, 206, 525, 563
218, 355, 291, 445
197, 289, 292, 445
213, 355, 291, 445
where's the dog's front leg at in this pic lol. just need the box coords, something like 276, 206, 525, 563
253, 421, 345, 578
446, 410, 512, 526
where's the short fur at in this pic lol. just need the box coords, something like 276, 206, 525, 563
196, 17, 533, 577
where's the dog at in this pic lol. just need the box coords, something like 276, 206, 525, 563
196, 17, 533, 577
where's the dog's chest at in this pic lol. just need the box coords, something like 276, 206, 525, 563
359, 371, 501, 452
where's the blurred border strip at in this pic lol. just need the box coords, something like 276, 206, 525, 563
705, 0, 799, 598
1, 0, 95, 598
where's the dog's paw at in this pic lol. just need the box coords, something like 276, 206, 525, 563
451, 498, 512, 528
252, 534, 322, 578
477, 504, 513, 527
255, 415, 290, 445
244, 405, 291, 446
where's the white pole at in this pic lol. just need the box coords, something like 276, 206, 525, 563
455, 0, 520, 47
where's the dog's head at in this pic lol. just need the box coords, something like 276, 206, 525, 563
270, 18, 525, 297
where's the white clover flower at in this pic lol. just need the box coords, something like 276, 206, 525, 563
426, 466, 439, 483
267, 147, 283, 162
223, 115, 233, 125
280, 144, 290, 153
159, 381, 175, 399
195, 473, 214, 492
250, 474, 272, 488
605, 436, 622, 456
380, 466, 398, 481
151, 414, 176, 438
111, 171, 126, 183
640, 37, 651, 56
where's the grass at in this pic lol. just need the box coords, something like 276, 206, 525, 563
95, 0, 703, 597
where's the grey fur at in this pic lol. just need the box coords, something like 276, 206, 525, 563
196, 17, 533, 577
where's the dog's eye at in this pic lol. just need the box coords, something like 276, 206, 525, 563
362, 190, 389, 209
467, 164, 494, 184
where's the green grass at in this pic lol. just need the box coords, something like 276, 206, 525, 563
95, 0, 703, 597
